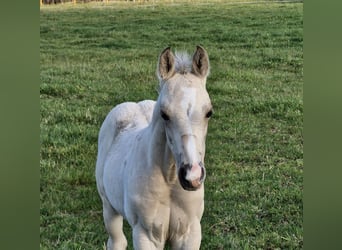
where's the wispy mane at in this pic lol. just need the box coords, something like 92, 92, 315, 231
174, 51, 192, 74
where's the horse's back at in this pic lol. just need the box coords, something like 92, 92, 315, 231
96, 100, 155, 197
104, 100, 154, 135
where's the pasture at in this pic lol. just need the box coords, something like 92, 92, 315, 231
40, 1, 303, 249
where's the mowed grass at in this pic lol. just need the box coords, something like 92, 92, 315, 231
40, 1, 303, 249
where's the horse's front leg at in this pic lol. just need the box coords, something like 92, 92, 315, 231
132, 223, 165, 250
170, 219, 202, 250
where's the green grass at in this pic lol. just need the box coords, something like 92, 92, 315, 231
40, 1, 303, 249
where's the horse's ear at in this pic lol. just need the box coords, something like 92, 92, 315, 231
192, 45, 210, 79
157, 47, 176, 81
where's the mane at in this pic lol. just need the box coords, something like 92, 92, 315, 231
174, 51, 192, 74
156, 51, 193, 93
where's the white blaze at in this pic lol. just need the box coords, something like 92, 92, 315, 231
181, 87, 198, 164
185, 135, 197, 166
181, 87, 196, 117
180, 87, 201, 182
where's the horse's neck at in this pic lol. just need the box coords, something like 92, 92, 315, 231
145, 112, 177, 184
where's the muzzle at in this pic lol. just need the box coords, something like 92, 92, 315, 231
178, 162, 206, 191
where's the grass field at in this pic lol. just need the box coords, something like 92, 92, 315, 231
40, 1, 303, 249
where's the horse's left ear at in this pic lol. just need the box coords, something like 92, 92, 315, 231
192, 45, 210, 79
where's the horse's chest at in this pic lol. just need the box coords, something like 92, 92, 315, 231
169, 203, 192, 232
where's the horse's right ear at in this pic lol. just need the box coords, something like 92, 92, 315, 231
157, 47, 176, 81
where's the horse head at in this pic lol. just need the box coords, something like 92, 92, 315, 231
156, 46, 212, 191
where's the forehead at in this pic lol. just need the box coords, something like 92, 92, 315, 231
160, 73, 211, 110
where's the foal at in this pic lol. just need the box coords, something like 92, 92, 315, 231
96, 46, 212, 249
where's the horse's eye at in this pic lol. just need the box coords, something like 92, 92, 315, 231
206, 110, 213, 118
160, 111, 170, 121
